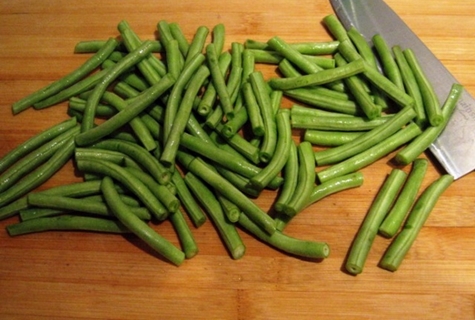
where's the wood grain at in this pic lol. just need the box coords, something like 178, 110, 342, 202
1, 0, 475, 319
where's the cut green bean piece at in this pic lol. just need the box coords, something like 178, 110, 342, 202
291, 113, 392, 131
380, 174, 454, 272
185, 172, 245, 260
403, 48, 442, 126
372, 34, 404, 91
171, 171, 207, 227
317, 123, 422, 183
345, 169, 407, 275
242, 82, 265, 136
267, 36, 321, 74
0, 117, 77, 174
161, 65, 210, 168
76, 73, 175, 146
269, 58, 365, 91
80, 40, 156, 132
0, 137, 76, 208
238, 213, 330, 259
76, 159, 167, 221
169, 22, 190, 56
101, 176, 185, 266
379, 159, 429, 238
183, 156, 276, 235
313, 106, 416, 166
281, 141, 316, 217
185, 26, 209, 65
7, 215, 130, 236
248, 109, 291, 191
395, 83, 464, 165
169, 209, 199, 259
274, 140, 299, 213
304, 130, 363, 147
392, 45, 426, 127
12, 38, 118, 114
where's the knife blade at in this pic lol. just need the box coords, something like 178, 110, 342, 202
330, 0, 475, 179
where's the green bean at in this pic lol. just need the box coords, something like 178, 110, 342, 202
275, 172, 365, 231
212, 23, 226, 55
379, 159, 429, 238
269, 58, 365, 91
157, 20, 174, 47
206, 43, 234, 120
185, 172, 245, 260
241, 49, 255, 85
0, 117, 77, 174
347, 28, 388, 109
248, 109, 291, 191
304, 130, 363, 147
274, 140, 299, 213
280, 141, 315, 217
238, 212, 330, 259
334, 53, 381, 120
163, 53, 206, 140
372, 35, 404, 91
403, 48, 442, 126
322, 14, 353, 47
213, 123, 262, 165
313, 106, 416, 165
267, 36, 321, 74
316, 122, 422, 183
197, 52, 232, 116
380, 174, 454, 272
0, 137, 76, 207
100, 92, 157, 151
180, 133, 283, 189
117, 20, 164, 84
7, 215, 130, 236
80, 40, 156, 132
345, 169, 407, 275
185, 26, 209, 65
164, 39, 185, 80
12, 38, 118, 114
169, 209, 199, 259
171, 170, 207, 227
169, 22, 190, 56
249, 71, 277, 162
227, 42, 244, 101
26, 193, 151, 221
19, 208, 65, 221
216, 192, 241, 223
221, 107, 248, 138
395, 83, 463, 165
290, 103, 354, 118
182, 156, 276, 235
101, 176, 185, 266
392, 46, 426, 127
76, 159, 167, 221
283, 87, 359, 115
0, 126, 79, 193
242, 82, 265, 136
69, 97, 116, 117
245, 39, 339, 55
125, 167, 179, 214
291, 113, 393, 131
76, 73, 175, 146
90, 138, 170, 185
34, 67, 112, 109
161, 65, 210, 168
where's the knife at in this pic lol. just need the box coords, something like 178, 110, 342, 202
330, 0, 475, 179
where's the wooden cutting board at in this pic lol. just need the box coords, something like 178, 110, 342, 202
1, 0, 475, 318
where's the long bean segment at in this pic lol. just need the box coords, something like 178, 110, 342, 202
345, 169, 407, 275
380, 174, 454, 272
101, 176, 185, 266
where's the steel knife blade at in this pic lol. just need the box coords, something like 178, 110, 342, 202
330, 0, 475, 179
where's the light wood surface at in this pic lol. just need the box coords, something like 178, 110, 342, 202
1, 0, 475, 319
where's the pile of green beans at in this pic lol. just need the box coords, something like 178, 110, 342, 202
0, 14, 461, 272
